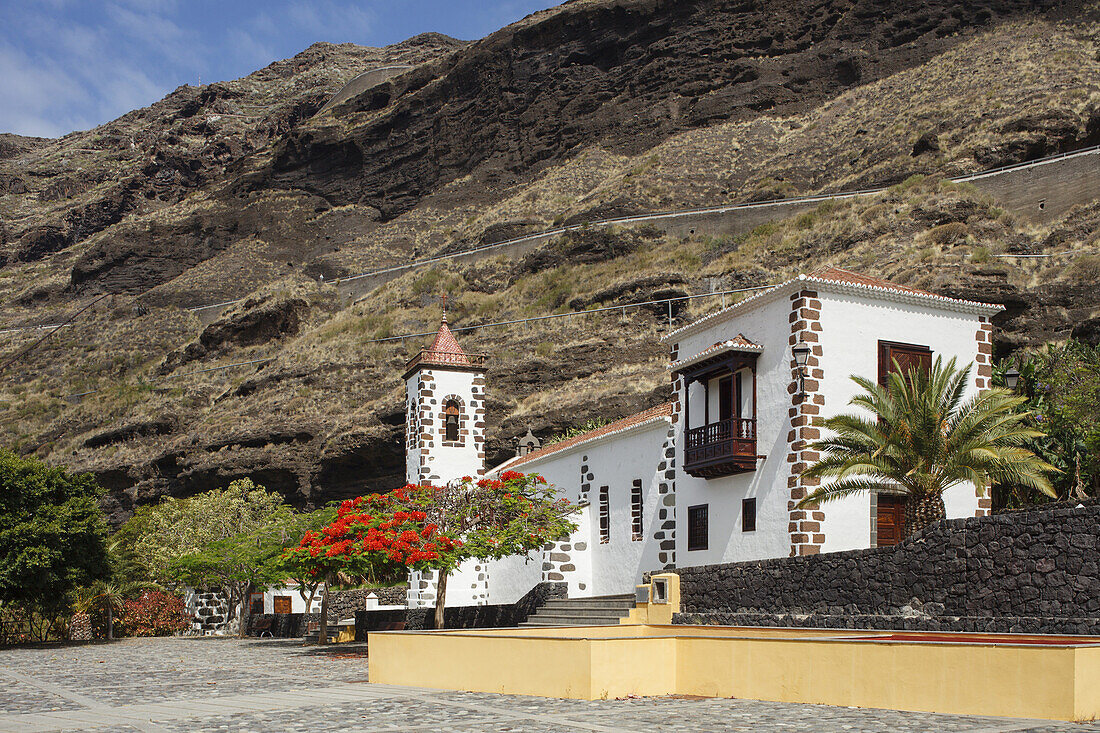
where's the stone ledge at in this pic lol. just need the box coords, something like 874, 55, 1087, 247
673, 611, 1100, 636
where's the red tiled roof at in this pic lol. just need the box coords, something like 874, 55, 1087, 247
669, 334, 762, 371
504, 403, 674, 470
422, 315, 471, 366
807, 266, 935, 297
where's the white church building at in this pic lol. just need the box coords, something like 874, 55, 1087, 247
401, 267, 1003, 608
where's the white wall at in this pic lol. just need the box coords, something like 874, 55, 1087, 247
669, 287, 988, 567
250, 586, 316, 615
420, 368, 482, 484
672, 294, 796, 566
815, 292, 984, 552
405, 373, 420, 483
483, 421, 671, 599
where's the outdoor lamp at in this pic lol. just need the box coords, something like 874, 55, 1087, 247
792, 341, 811, 368
1003, 368, 1020, 390
792, 341, 811, 400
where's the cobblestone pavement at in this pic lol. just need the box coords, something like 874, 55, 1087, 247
1, 637, 1098, 732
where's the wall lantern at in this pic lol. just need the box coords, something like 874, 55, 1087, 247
1003, 368, 1020, 390
792, 341, 811, 400
792, 341, 811, 368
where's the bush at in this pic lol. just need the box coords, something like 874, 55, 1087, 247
120, 591, 189, 637
925, 222, 969, 246
1067, 254, 1100, 284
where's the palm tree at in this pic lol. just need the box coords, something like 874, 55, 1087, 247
88, 582, 128, 641
797, 356, 1056, 537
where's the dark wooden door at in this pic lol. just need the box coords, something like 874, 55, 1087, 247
273, 596, 292, 614
876, 494, 906, 547
717, 374, 743, 421
718, 376, 733, 421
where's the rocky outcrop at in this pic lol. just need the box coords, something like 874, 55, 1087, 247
159, 289, 316, 373
259, 0, 1072, 219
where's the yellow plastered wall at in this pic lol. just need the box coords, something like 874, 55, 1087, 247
370, 632, 596, 698
369, 625, 1100, 721
675, 637, 1084, 720
1075, 646, 1100, 721
623, 573, 680, 625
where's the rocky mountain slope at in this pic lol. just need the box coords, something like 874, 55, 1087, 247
1, 0, 1099, 524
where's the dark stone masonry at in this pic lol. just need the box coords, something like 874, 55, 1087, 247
672, 501, 1100, 635
360, 581, 567, 635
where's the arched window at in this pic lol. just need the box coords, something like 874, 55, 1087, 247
444, 400, 460, 442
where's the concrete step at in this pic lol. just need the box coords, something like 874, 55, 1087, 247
542, 593, 635, 603
527, 606, 633, 618
541, 595, 635, 608
533, 603, 636, 614
521, 611, 629, 620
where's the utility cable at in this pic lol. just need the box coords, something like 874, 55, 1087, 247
0, 295, 108, 375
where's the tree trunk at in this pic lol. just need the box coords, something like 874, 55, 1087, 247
303, 583, 318, 613
904, 493, 946, 538
239, 583, 252, 639
434, 570, 448, 630
106, 604, 114, 641
318, 575, 330, 645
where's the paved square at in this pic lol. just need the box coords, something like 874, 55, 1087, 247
0, 637, 1098, 732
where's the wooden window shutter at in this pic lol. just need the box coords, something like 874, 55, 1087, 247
878, 341, 932, 386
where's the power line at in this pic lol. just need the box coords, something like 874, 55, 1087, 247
0, 295, 108, 374
60, 286, 771, 400
363, 284, 775, 343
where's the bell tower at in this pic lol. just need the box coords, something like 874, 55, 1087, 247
403, 307, 487, 485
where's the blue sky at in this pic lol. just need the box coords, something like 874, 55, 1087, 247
0, 0, 558, 138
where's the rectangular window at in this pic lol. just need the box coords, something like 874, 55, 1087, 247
878, 340, 932, 386
599, 486, 610, 544
687, 504, 708, 551
273, 596, 292, 614
631, 479, 644, 541
742, 498, 756, 532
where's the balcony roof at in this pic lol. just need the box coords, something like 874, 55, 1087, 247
669, 334, 762, 374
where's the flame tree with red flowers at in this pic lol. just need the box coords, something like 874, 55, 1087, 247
281, 471, 576, 634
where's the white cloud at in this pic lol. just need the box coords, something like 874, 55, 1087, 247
283, 1, 375, 43
0, 0, 389, 137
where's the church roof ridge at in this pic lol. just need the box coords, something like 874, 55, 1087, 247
493, 403, 674, 472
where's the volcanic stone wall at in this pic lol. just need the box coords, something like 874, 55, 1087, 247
673, 501, 1100, 635
366, 581, 567, 633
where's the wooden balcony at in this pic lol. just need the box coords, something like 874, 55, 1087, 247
684, 417, 758, 478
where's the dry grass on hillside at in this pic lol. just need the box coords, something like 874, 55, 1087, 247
421, 19, 1100, 259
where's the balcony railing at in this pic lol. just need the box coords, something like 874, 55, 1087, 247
684, 417, 757, 478
405, 350, 488, 373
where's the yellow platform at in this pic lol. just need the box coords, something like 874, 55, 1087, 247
368, 623, 1100, 721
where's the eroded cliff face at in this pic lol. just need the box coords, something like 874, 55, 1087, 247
0, 0, 1098, 525
260, 0, 1072, 216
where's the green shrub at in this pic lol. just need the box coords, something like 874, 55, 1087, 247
1068, 254, 1100, 283
970, 246, 991, 264
925, 222, 969, 246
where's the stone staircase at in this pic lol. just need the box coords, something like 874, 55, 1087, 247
520, 594, 636, 627
303, 630, 342, 644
